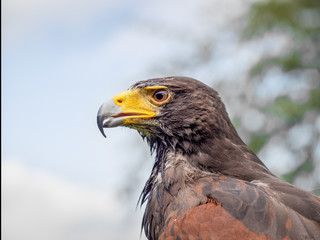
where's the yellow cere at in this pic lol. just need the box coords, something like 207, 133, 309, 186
144, 86, 168, 90
112, 86, 169, 125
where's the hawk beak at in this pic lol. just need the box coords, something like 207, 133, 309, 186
97, 89, 158, 138
97, 98, 124, 138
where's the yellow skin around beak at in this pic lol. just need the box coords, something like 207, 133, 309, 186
113, 88, 158, 124
97, 86, 169, 137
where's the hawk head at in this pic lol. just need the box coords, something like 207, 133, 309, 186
97, 76, 241, 153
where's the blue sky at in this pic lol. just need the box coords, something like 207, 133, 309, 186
3, 1, 162, 188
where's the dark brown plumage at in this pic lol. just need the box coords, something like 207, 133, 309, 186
97, 76, 320, 240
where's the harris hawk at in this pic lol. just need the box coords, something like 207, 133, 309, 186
97, 76, 320, 240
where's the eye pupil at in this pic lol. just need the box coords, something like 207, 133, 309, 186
156, 92, 164, 100
153, 90, 168, 102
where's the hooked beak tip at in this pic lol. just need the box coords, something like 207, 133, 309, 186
97, 114, 107, 138
97, 98, 124, 138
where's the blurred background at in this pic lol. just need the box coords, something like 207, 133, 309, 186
2, 0, 320, 239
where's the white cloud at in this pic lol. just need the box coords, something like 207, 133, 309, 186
241, 108, 265, 132
256, 68, 317, 102
259, 136, 305, 176
2, 0, 122, 43
287, 123, 314, 149
2, 161, 146, 240
315, 116, 320, 134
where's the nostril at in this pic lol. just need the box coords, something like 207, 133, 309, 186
117, 99, 123, 104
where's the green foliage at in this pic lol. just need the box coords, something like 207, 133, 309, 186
281, 161, 313, 184
314, 189, 320, 196
309, 86, 320, 109
262, 86, 320, 123
250, 51, 302, 76
244, 0, 320, 188
231, 117, 241, 128
248, 134, 270, 154
245, 0, 320, 75
244, 0, 320, 40
250, 50, 320, 76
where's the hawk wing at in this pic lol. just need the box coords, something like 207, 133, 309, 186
159, 176, 320, 240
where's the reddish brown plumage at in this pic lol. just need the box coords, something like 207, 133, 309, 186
160, 204, 274, 240
144, 174, 320, 239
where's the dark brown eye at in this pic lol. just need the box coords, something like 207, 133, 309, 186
153, 90, 168, 102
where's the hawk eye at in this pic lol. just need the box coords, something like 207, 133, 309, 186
153, 90, 168, 102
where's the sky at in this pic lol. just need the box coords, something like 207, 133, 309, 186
2, 0, 319, 239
